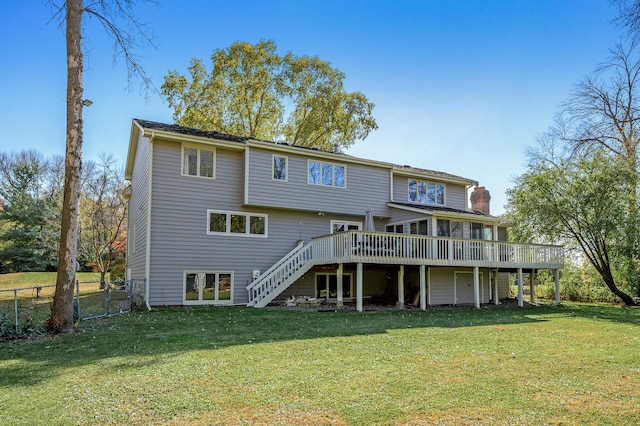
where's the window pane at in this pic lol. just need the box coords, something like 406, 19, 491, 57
347, 224, 360, 230
483, 226, 493, 241
329, 275, 338, 298
250, 216, 265, 235
343, 275, 352, 298
333, 223, 346, 233
209, 213, 227, 233
230, 215, 246, 233
316, 275, 327, 298
417, 181, 426, 203
218, 274, 231, 300
308, 161, 320, 184
437, 219, 450, 237
203, 273, 216, 300
322, 163, 333, 186
386, 225, 394, 233
436, 184, 445, 205
185, 273, 198, 300
334, 165, 345, 187
200, 149, 214, 178
451, 221, 463, 238
273, 156, 286, 180
410, 222, 418, 234
427, 183, 436, 204
418, 220, 428, 235
471, 223, 483, 240
408, 180, 417, 202
184, 147, 198, 176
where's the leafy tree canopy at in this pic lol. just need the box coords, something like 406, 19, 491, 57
162, 40, 378, 151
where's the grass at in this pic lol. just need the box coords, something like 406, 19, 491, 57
1, 303, 639, 425
0, 272, 103, 290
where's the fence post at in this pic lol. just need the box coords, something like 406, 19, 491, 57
75, 280, 80, 321
14, 289, 18, 332
103, 281, 110, 316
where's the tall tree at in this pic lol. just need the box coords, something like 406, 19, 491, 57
162, 40, 378, 151
506, 148, 637, 305
79, 155, 127, 284
0, 151, 61, 272
47, 0, 153, 333
552, 41, 640, 299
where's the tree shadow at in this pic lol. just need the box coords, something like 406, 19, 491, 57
1, 302, 637, 388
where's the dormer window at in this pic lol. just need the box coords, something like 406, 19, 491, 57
408, 179, 445, 205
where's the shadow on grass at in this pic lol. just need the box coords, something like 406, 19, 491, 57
0, 302, 637, 388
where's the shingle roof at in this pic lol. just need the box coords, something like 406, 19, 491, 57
134, 119, 247, 143
133, 119, 477, 184
392, 164, 476, 185
390, 202, 490, 217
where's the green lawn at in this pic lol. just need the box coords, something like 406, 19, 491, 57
0, 272, 103, 290
1, 303, 639, 425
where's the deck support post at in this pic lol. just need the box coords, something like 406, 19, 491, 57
529, 270, 536, 304
493, 270, 499, 305
517, 268, 524, 307
336, 263, 344, 307
419, 264, 426, 310
356, 262, 363, 312
554, 269, 560, 305
397, 265, 405, 309
473, 266, 480, 308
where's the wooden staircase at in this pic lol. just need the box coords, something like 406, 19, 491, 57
246, 242, 315, 308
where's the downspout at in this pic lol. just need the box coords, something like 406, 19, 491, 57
144, 132, 154, 310
244, 144, 250, 205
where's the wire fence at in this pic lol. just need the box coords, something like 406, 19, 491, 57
0, 279, 145, 335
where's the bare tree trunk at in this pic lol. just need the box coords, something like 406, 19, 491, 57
48, 0, 83, 333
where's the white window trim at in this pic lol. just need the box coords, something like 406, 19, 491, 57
181, 143, 216, 179
272, 154, 288, 182
207, 209, 268, 238
407, 178, 446, 206
330, 220, 362, 234
308, 160, 347, 188
183, 271, 234, 305
315, 272, 355, 300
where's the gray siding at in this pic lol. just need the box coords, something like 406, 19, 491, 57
428, 267, 491, 305
247, 147, 391, 217
145, 138, 383, 305
126, 133, 150, 281
391, 174, 468, 211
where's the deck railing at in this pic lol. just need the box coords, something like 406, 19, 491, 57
311, 231, 564, 269
247, 231, 564, 308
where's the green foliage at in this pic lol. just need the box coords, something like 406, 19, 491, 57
162, 39, 378, 151
507, 147, 637, 305
0, 151, 62, 272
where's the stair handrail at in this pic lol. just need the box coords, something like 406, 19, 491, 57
247, 240, 306, 292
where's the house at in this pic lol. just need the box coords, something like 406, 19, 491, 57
124, 119, 564, 311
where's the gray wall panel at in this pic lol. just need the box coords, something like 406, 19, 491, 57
247, 147, 391, 217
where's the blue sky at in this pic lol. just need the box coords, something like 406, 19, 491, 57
0, 1, 623, 215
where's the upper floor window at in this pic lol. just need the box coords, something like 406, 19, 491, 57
408, 179, 445, 205
208, 210, 267, 237
308, 161, 346, 188
273, 155, 287, 181
182, 144, 215, 178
